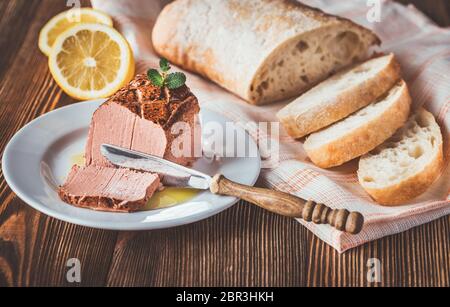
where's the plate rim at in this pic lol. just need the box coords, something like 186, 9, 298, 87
2, 100, 261, 230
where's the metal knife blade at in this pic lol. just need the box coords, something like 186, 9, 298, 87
100, 144, 212, 190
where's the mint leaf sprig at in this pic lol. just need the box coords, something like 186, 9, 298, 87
147, 58, 186, 90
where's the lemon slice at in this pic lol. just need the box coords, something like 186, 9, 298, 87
49, 23, 135, 100
39, 8, 113, 56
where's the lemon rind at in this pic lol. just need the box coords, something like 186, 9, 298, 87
38, 8, 113, 56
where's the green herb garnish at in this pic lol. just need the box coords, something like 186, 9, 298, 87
165, 72, 187, 90
159, 58, 171, 72
147, 58, 186, 90
147, 69, 164, 87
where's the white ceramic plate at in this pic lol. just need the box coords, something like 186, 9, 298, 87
2, 100, 261, 230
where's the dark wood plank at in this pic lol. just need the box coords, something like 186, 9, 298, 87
0, 0, 118, 287
0, 0, 41, 82
106, 201, 308, 287
106, 202, 449, 287
306, 215, 450, 287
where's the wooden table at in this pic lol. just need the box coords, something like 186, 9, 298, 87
0, 0, 448, 287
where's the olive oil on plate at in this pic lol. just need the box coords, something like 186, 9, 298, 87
142, 188, 200, 210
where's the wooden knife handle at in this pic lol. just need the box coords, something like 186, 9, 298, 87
210, 174, 364, 234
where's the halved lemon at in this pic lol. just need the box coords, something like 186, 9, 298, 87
39, 8, 113, 56
49, 23, 135, 100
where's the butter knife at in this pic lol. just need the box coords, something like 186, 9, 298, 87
101, 144, 364, 234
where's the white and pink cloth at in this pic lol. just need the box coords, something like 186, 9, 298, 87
91, 0, 450, 252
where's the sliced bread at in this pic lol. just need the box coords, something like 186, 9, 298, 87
277, 54, 400, 138
304, 80, 411, 168
358, 108, 444, 205
152, 0, 380, 105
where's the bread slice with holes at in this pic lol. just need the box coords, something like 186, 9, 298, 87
152, 0, 380, 105
277, 54, 400, 138
304, 80, 411, 168
358, 108, 444, 205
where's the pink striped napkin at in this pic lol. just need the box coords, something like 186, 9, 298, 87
91, 0, 450, 252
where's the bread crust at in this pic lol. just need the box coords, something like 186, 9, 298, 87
278, 54, 401, 138
357, 108, 445, 205
304, 81, 411, 168
152, 0, 380, 105
359, 146, 444, 205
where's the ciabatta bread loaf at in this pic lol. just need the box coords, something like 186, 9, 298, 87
304, 81, 411, 168
277, 54, 400, 138
358, 108, 444, 205
152, 0, 380, 105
